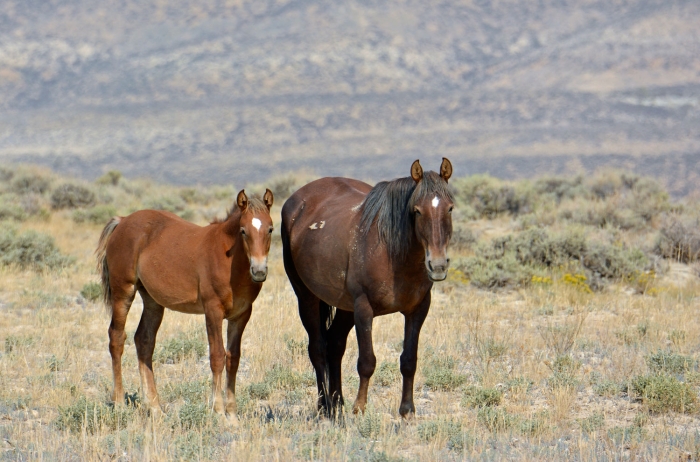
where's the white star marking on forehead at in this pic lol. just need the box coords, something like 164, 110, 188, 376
252, 218, 262, 231
432, 196, 440, 208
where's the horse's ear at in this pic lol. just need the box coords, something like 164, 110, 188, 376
410, 159, 423, 183
236, 189, 248, 211
263, 188, 274, 209
439, 157, 453, 183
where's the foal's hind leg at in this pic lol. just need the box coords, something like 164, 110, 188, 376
108, 284, 136, 405
134, 289, 165, 415
224, 306, 252, 420
326, 309, 355, 418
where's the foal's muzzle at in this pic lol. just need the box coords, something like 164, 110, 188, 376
250, 257, 268, 283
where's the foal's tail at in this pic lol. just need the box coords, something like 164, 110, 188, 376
96, 217, 121, 314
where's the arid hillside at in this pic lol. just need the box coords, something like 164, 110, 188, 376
0, 0, 699, 194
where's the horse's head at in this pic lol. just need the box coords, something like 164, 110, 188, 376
236, 188, 274, 282
410, 158, 454, 282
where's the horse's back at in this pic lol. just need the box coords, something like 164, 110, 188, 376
282, 177, 371, 309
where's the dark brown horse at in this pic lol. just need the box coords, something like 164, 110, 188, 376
96, 189, 274, 420
281, 159, 454, 418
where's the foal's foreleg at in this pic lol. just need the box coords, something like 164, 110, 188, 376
224, 307, 252, 418
399, 293, 431, 418
134, 290, 165, 415
353, 295, 376, 414
108, 288, 136, 405
204, 304, 226, 414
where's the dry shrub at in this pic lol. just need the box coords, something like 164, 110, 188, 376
50, 183, 96, 209
0, 227, 74, 270
654, 215, 700, 263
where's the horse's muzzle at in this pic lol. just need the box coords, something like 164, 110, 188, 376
426, 256, 450, 282
250, 258, 268, 283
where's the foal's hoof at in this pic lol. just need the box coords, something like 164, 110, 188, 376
148, 406, 164, 420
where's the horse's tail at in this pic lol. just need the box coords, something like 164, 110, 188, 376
95, 216, 121, 315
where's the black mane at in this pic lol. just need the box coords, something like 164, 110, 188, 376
359, 171, 454, 262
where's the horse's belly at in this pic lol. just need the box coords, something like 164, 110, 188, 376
165, 302, 205, 315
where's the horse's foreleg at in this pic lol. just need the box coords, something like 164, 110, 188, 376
326, 309, 354, 419
204, 304, 226, 414
224, 307, 252, 419
134, 290, 165, 415
352, 295, 376, 414
108, 288, 136, 405
399, 292, 431, 418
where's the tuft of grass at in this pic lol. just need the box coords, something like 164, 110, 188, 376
80, 282, 103, 302
422, 354, 467, 391
417, 419, 469, 449
153, 330, 207, 364
461, 386, 502, 409
4, 334, 34, 353
374, 361, 400, 387
356, 405, 382, 438
56, 396, 136, 434
284, 336, 308, 357
631, 374, 697, 414
161, 379, 209, 404
0, 227, 75, 271
578, 412, 605, 434
477, 407, 516, 433
176, 401, 217, 430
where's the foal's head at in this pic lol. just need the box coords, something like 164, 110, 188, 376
410, 158, 454, 281
235, 189, 274, 282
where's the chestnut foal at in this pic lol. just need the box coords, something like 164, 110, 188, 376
96, 189, 273, 420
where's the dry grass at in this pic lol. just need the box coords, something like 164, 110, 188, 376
1, 171, 700, 460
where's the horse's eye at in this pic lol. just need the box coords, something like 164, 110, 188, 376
240, 228, 246, 236
448, 206, 453, 213
414, 208, 421, 216
268, 227, 274, 234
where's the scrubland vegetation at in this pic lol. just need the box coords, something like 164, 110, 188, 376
1, 164, 700, 460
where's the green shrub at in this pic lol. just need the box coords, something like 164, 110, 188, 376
0, 167, 14, 182
459, 252, 534, 290
50, 183, 96, 209
153, 330, 207, 364
177, 401, 215, 430
645, 350, 697, 375
5, 334, 34, 353
144, 195, 193, 220
608, 425, 646, 444
80, 282, 102, 302
247, 382, 272, 400
461, 386, 502, 408
534, 176, 587, 202
11, 172, 50, 195
56, 396, 135, 433
161, 379, 209, 404
356, 405, 381, 438
593, 380, 622, 397
284, 336, 308, 357
417, 419, 462, 443
72, 205, 117, 224
547, 355, 581, 389
631, 374, 697, 413
95, 170, 122, 186
374, 361, 400, 387
518, 412, 550, 436
454, 175, 530, 218
0, 198, 27, 221
262, 364, 315, 391
582, 243, 649, 279
0, 227, 74, 271
654, 216, 700, 263
422, 354, 467, 391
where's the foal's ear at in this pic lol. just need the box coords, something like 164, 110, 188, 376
236, 189, 248, 211
263, 188, 274, 209
439, 157, 453, 183
410, 159, 423, 183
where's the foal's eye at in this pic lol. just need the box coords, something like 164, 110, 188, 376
240, 228, 246, 236
448, 206, 454, 213
268, 227, 274, 234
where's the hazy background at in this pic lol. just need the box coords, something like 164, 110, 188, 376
0, 0, 699, 195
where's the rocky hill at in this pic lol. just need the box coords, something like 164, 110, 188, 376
0, 0, 698, 194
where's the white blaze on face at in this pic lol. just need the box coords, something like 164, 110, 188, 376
252, 218, 262, 231
432, 196, 440, 208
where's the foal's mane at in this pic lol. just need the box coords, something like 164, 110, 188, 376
359, 171, 454, 262
211, 197, 269, 224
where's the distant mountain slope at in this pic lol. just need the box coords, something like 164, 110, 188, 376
0, 0, 698, 194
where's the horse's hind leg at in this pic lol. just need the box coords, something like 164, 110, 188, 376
326, 309, 354, 418
134, 289, 165, 415
108, 283, 136, 405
